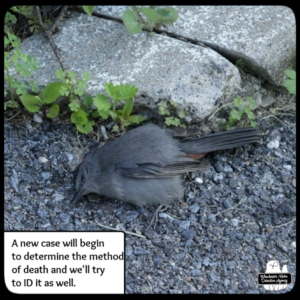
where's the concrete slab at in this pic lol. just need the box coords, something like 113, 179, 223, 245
11, 11, 241, 122
9, 6, 295, 123
98, 5, 296, 86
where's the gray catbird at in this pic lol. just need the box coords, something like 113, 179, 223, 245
72, 124, 261, 207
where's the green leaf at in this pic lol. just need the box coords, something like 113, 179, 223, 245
82, 6, 94, 15
76, 120, 94, 134
11, 79, 19, 89
91, 110, 99, 118
165, 117, 181, 127
71, 109, 88, 125
284, 69, 296, 80
248, 112, 255, 120
29, 80, 40, 93
234, 96, 243, 107
155, 8, 170, 18
119, 84, 138, 100
15, 81, 28, 95
122, 9, 143, 34
122, 98, 134, 118
20, 53, 27, 61
121, 115, 145, 127
105, 82, 120, 100
127, 114, 145, 124
15, 62, 22, 72
10, 6, 21, 13
230, 109, 243, 120
109, 110, 122, 121
156, 7, 178, 23
46, 104, 60, 118
69, 99, 81, 112
178, 111, 185, 118
55, 69, 66, 81
68, 71, 76, 81
20, 94, 43, 112
11, 55, 18, 64
113, 124, 119, 132
83, 94, 93, 107
244, 107, 255, 119
74, 79, 87, 96
246, 96, 257, 108
13, 48, 20, 56
141, 7, 161, 23
157, 101, 170, 115
228, 116, 236, 127
4, 100, 19, 110
13, 6, 34, 17
170, 99, 178, 107
41, 82, 67, 104
59, 85, 69, 96
93, 94, 111, 111
4, 37, 9, 48
7, 33, 21, 48
30, 57, 40, 71
283, 79, 296, 95
83, 71, 91, 81
21, 69, 31, 77
122, 120, 131, 127
250, 121, 258, 128
98, 110, 110, 120
5, 11, 17, 25
244, 106, 250, 114
173, 118, 181, 127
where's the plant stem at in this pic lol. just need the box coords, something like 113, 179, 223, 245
4, 65, 15, 101
131, 6, 147, 26
35, 5, 69, 73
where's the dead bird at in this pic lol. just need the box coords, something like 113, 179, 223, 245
72, 124, 261, 207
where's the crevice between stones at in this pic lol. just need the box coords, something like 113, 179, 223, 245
78, 8, 281, 91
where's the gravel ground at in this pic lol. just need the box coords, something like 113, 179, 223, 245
4, 107, 296, 294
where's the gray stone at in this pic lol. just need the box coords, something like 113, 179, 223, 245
133, 247, 150, 255
10, 6, 295, 122
100, 6, 295, 86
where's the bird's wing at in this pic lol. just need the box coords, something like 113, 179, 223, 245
119, 160, 209, 178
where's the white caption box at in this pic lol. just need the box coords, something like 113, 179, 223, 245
5, 232, 125, 294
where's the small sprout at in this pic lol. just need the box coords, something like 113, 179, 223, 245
282, 69, 296, 95
226, 96, 258, 129
122, 6, 178, 35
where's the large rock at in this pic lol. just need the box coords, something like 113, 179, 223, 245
10, 6, 295, 122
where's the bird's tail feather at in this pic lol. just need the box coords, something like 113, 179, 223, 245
180, 127, 262, 154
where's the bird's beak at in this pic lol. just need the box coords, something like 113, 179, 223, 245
71, 188, 87, 207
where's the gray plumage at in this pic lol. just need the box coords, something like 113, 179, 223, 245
72, 124, 261, 207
